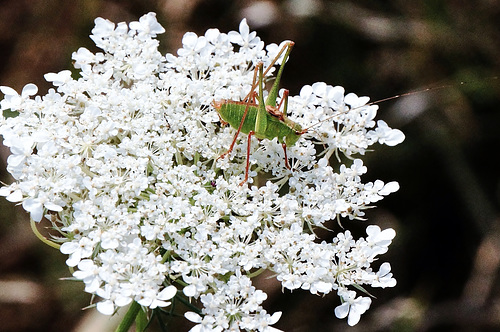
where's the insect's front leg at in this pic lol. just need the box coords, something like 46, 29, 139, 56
240, 65, 268, 185
266, 89, 289, 121
254, 63, 269, 138
274, 90, 293, 170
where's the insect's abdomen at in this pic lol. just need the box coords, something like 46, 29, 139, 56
214, 100, 302, 146
216, 102, 259, 135
261, 117, 295, 143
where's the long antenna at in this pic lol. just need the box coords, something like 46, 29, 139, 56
301, 77, 499, 132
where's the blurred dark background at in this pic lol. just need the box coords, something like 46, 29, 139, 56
1, 1, 500, 331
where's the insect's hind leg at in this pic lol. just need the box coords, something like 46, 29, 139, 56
239, 131, 255, 186
281, 143, 291, 170
218, 63, 263, 161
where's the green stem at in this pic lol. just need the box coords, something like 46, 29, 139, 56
115, 301, 141, 332
30, 218, 60, 249
247, 268, 265, 279
174, 293, 202, 313
161, 250, 172, 264
135, 306, 148, 332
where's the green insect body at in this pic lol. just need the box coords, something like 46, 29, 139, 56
213, 41, 303, 184
215, 100, 302, 147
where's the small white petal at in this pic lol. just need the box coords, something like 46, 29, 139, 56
6, 190, 23, 202
182, 32, 198, 48
96, 300, 115, 315
183, 284, 196, 297
269, 311, 282, 324
0, 86, 19, 96
379, 181, 400, 195
184, 311, 202, 323
21, 84, 38, 97
334, 302, 349, 319
44, 201, 63, 212
60, 241, 79, 254
158, 285, 177, 300
22, 199, 43, 222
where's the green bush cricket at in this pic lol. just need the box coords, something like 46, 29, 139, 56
213, 41, 305, 185
213, 40, 466, 186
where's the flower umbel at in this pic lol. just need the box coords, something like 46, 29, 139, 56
0, 13, 403, 330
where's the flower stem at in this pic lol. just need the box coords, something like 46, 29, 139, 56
30, 218, 60, 249
135, 306, 148, 331
115, 301, 141, 332
247, 268, 265, 279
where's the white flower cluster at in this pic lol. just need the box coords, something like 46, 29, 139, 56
0, 13, 403, 330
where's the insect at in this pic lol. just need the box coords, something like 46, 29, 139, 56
213, 41, 306, 185
213, 40, 493, 186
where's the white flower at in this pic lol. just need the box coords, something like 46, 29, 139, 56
129, 12, 165, 37
0, 84, 37, 110
228, 18, 261, 48
311, 82, 345, 109
0, 13, 403, 330
22, 195, 62, 222
138, 285, 177, 309
369, 120, 406, 146
60, 238, 95, 267
185, 311, 223, 332
366, 225, 396, 247
44, 70, 73, 86
6, 137, 34, 173
72, 259, 101, 293
96, 299, 115, 315
0, 186, 23, 202
178, 32, 208, 57
372, 262, 397, 288
334, 290, 372, 326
